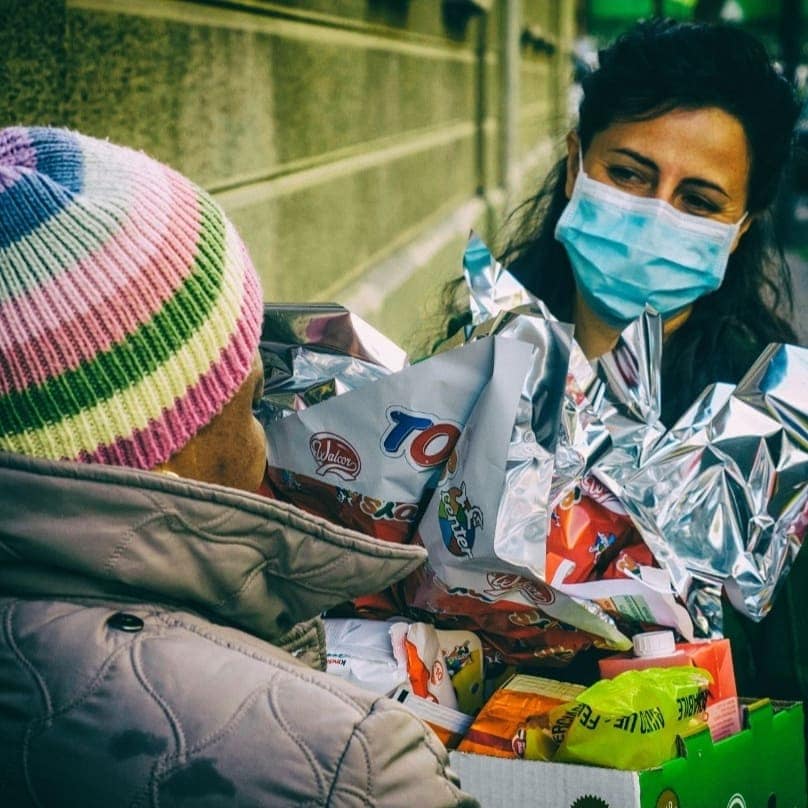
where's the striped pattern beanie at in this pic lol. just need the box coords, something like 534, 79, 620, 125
0, 126, 263, 469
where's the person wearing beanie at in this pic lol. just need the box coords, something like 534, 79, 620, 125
0, 127, 478, 807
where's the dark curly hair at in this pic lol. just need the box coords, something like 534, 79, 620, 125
441, 18, 801, 425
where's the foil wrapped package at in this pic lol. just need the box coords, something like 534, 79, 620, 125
461, 233, 807, 637
263, 321, 536, 544
613, 343, 808, 635
419, 307, 572, 583
255, 238, 807, 664
436, 236, 691, 641
258, 298, 638, 658
460, 233, 664, 502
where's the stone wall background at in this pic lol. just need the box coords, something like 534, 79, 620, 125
1, 0, 577, 354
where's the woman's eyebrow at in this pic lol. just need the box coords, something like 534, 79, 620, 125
609, 147, 658, 172
679, 176, 730, 198
609, 147, 730, 197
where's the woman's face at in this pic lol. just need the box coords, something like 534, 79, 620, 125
563, 106, 753, 345
566, 106, 752, 232
155, 352, 268, 493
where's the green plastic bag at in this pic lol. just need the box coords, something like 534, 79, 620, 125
547, 666, 712, 770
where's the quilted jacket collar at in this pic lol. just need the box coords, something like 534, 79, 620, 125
0, 451, 427, 642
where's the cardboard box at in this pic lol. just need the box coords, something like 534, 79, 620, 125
450, 699, 806, 807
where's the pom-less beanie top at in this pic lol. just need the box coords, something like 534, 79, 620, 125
0, 126, 263, 470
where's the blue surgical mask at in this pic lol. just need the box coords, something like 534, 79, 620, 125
555, 154, 747, 329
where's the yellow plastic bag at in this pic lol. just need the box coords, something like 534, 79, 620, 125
543, 666, 711, 770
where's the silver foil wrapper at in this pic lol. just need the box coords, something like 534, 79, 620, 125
461, 234, 663, 542
464, 232, 539, 324
256, 303, 407, 424
256, 238, 807, 651
459, 233, 808, 638
614, 344, 808, 635
432, 308, 572, 580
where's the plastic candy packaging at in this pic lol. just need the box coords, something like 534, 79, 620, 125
436, 628, 486, 714
598, 633, 740, 741
390, 622, 459, 709
457, 674, 585, 759
324, 618, 408, 695
546, 666, 712, 770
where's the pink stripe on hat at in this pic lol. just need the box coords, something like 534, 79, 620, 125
0, 126, 264, 471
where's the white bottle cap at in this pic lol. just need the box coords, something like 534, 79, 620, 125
632, 630, 676, 658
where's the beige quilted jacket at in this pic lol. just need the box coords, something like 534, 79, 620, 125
0, 451, 479, 807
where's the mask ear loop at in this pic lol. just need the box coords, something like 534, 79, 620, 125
566, 143, 588, 202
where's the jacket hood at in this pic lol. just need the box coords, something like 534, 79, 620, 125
0, 451, 427, 642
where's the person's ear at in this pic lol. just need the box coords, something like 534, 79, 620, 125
565, 130, 581, 198
730, 213, 753, 253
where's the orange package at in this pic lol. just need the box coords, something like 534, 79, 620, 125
546, 474, 653, 586
402, 559, 614, 667
457, 674, 585, 759
677, 638, 740, 740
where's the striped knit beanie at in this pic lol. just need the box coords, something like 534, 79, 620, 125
0, 126, 263, 469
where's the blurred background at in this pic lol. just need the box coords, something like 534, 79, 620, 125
1, 0, 805, 352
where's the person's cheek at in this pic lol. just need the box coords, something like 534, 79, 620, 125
245, 414, 268, 493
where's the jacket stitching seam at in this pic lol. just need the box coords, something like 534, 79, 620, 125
151, 613, 363, 708
267, 682, 327, 803
138, 499, 412, 585
133, 500, 409, 612
103, 512, 163, 575
4, 602, 50, 808
0, 452, 425, 563
25, 634, 138, 722
149, 682, 278, 803
131, 633, 186, 756
325, 715, 373, 805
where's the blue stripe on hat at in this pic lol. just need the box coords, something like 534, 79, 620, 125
0, 171, 78, 250
25, 127, 85, 195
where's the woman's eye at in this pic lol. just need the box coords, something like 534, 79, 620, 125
607, 165, 646, 186
681, 194, 720, 215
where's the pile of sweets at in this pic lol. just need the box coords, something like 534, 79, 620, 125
256, 236, 808, 669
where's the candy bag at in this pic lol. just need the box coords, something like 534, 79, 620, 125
547, 666, 712, 770
457, 674, 585, 759
323, 618, 408, 695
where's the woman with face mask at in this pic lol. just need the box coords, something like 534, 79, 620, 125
440, 17, 805, 758
444, 18, 799, 428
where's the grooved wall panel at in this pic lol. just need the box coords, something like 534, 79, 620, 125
1, 0, 577, 351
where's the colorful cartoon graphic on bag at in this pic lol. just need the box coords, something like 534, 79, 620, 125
438, 482, 483, 558
589, 531, 617, 559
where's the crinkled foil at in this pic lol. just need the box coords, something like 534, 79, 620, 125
464, 231, 539, 324
453, 308, 572, 578
447, 236, 679, 644
460, 234, 662, 516
256, 303, 407, 424
615, 344, 808, 635
462, 232, 808, 634
256, 241, 808, 648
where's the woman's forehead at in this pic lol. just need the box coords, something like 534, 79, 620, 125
590, 107, 751, 193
